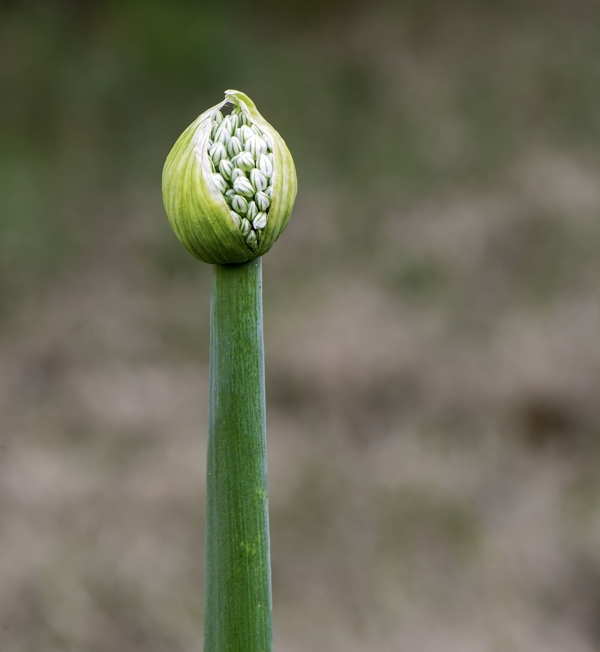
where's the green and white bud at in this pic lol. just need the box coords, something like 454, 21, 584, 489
233, 176, 255, 198
211, 173, 229, 194
239, 218, 252, 236
221, 115, 235, 135
231, 194, 248, 214
250, 168, 268, 193
227, 136, 243, 158
214, 125, 231, 147
163, 89, 297, 264
246, 200, 258, 222
255, 191, 270, 212
228, 113, 239, 131
234, 151, 254, 172
218, 159, 234, 181
257, 153, 273, 178
209, 142, 228, 166
253, 211, 268, 230
239, 125, 254, 144
230, 167, 246, 183
245, 134, 268, 158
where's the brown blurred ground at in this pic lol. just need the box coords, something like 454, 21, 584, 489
1, 1, 600, 650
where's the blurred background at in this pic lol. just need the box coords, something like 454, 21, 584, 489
1, 0, 600, 650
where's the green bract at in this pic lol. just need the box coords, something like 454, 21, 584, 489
162, 90, 297, 265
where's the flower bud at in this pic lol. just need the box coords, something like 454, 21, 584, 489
245, 230, 258, 246
233, 176, 255, 198
257, 153, 273, 178
209, 142, 228, 166
239, 218, 252, 236
230, 168, 246, 183
232, 195, 249, 215
253, 211, 268, 230
218, 159, 234, 181
221, 115, 235, 134
227, 136, 243, 158
211, 173, 229, 194
250, 168, 268, 193
245, 134, 268, 158
215, 125, 231, 146
246, 200, 258, 222
163, 90, 297, 264
239, 125, 254, 144
227, 113, 239, 131
234, 151, 254, 172
255, 191, 270, 212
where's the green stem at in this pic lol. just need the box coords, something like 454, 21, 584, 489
204, 258, 272, 652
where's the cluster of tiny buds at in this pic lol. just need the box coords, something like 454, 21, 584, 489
207, 105, 274, 249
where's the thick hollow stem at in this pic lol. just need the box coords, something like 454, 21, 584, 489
204, 258, 272, 652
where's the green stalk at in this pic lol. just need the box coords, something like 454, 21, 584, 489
204, 257, 272, 652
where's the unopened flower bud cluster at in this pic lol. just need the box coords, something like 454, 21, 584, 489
207, 106, 274, 249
